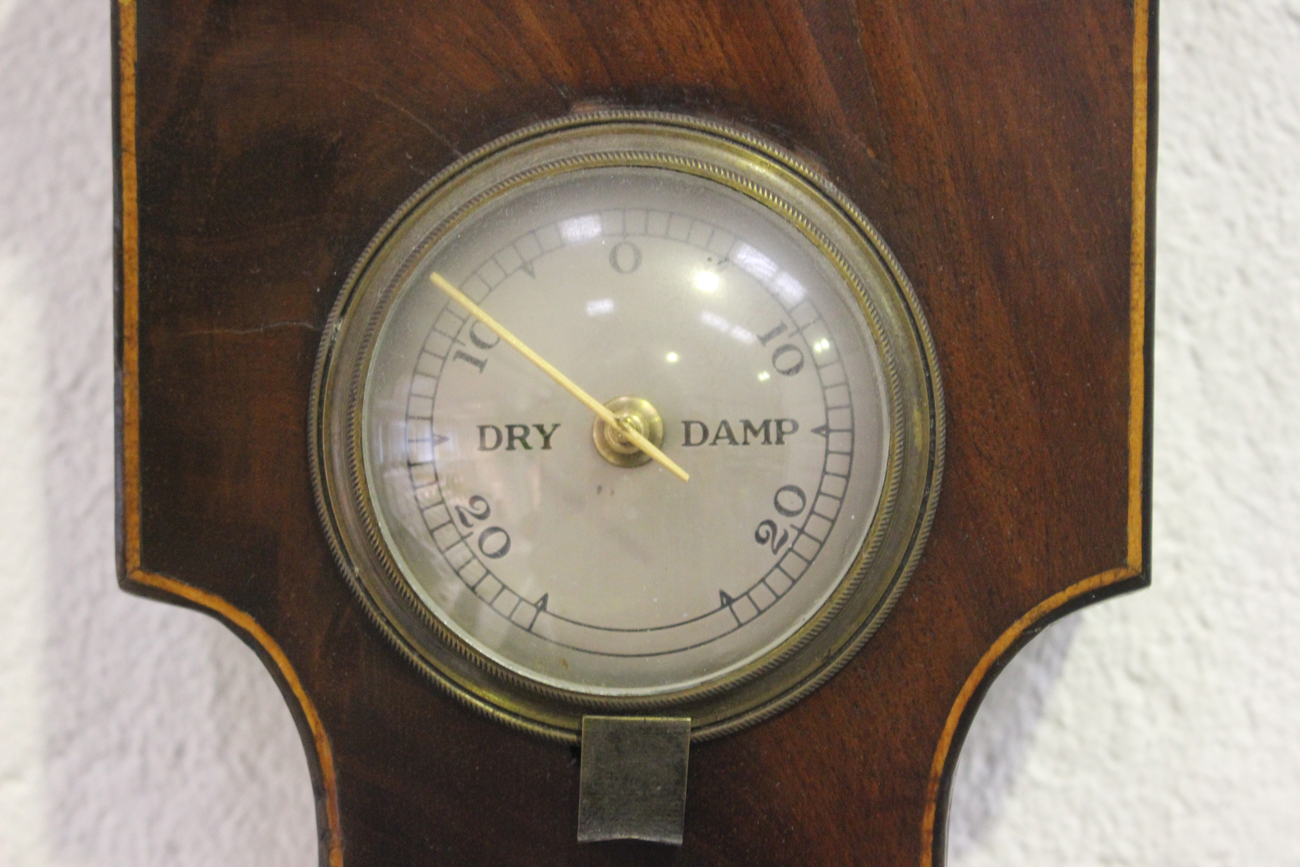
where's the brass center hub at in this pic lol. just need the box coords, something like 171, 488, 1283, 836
592, 396, 665, 468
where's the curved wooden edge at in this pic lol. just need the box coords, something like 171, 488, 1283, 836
114, 2, 343, 864
918, 566, 1146, 865
122, 568, 345, 867
921, 0, 1156, 862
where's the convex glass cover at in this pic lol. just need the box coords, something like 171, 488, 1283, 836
311, 112, 943, 741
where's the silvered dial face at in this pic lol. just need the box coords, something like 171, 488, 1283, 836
361, 167, 890, 696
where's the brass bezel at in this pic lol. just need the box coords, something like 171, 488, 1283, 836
310, 111, 944, 743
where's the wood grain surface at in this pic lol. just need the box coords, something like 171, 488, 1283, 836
114, 1, 1156, 864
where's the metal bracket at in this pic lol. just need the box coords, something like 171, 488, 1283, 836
577, 716, 691, 845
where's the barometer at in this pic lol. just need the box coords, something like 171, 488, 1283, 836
311, 113, 942, 740
115, 2, 1154, 862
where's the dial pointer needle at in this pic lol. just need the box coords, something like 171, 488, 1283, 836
430, 272, 690, 483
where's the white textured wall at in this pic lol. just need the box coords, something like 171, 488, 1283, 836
949, 2, 1300, 863
1, 3, 1295, 865
0, 2, 315, 864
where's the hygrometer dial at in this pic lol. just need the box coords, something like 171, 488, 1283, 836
312, 112, 942, 741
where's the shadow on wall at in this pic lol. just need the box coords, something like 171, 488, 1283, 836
946, 614, 1082, 861
0, 1, 316, 866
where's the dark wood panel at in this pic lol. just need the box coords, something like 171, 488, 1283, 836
116, 1, 1153, 864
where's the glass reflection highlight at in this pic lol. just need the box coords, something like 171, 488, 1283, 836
694, 271, 720, 292
559, 214, 602, 244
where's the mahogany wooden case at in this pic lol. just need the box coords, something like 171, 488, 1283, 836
114, 1, 1156, 865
